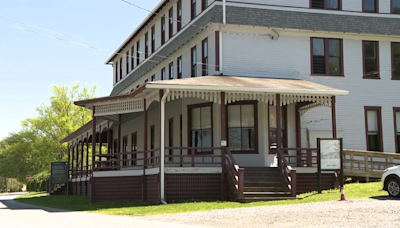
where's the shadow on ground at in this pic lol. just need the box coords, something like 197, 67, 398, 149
370, 196, 400, 201
0, 198, 71, 213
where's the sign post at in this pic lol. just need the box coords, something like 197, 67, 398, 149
317, 138, 344, 193
50, 162, 69, 198
26, 175, 31, 181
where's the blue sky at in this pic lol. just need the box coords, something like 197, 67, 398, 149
0, 0, 160, 140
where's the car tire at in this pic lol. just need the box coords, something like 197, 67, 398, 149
385, 178, 400, 198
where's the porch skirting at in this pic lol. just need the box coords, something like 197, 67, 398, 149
69, 180, 90, 196
296, 173, 337, 194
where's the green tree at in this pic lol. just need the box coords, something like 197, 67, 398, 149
0, 84, 96, 183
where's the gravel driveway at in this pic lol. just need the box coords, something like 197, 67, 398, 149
138, 198, 400, 228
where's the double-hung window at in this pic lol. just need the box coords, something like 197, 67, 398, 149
311, 38, 343, 76
145, 32, 149, 59
151, 26, 155, 54
365, 107, 383, 152
311, 0, 341, 10
169, 8, 173, 39
191, 0, 196, 20
119, 57, 123, 79
126, 51, 129, 74
177, 56, 182, 79
131, 46, 135, 70
202, 0, 208, 10
151, 75, 155, 81
122, 136, 128, 166
136, 41, 140, 66
202, 38, 208, 76
161, 67, 166, 80
169, 62, 174, 80
363, 0, 378, 12
228, 102, 257, 153
189, 104, 212, 153
363, 41, 379, 79
191, 46, 197, 77
177, 0, 182, 32
161, 16, 166, 45
394, 108, 400, 153
392, 0, 400, 13
392, 42, 400, 79
131, 132, 137, 166
115, 61, 118, 83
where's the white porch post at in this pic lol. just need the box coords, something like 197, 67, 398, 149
160, 89, 170, 203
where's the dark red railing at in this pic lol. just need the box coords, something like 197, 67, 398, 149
277, 148, 297, 197
282, 148, 318, 167
164, 147, 221, 167
225, 148, 244, 199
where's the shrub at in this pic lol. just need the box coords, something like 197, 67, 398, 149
27, 172, 50, 192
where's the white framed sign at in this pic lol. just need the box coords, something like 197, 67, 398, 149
319, 139, 341, 170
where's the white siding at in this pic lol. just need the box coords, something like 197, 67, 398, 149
222, 27, 400, 152
342, 0, 361, 12
380, 0, 392, 13
227, 0, 309, 8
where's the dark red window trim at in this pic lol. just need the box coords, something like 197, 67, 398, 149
131, 132, 137, 166
309, 0, 342, 10
151, 26, 155, 54
177, 56, 182, 79
310, 37, 344, 77
126, 51, 129, 75
131, 45, 135, 70
169, 62, 174, 80
392, 42, 400, 80
226, 100, 259, 154
187, 102, 214, 154
364, 106, 384, 152
168, 118, 174, 161
136, 40, 140, 66
115, 61, 118, 83
202, 38, 208, 76
215, 31, 220, 72
362, 40, 380, 79
145, 32, 149, 59
151, 75, 155, 81
191, 0, 197, 20
191, 46, 197, 77
177, 0, 182, 32
202, 0, 208, 11
362, 0, 379, 13
161, 15, 166, 45
394, 107, 400, 153
268, 104, 288, 154
122, 135, 128, 166
161, 67, 166, 80
119, 57, 123, 80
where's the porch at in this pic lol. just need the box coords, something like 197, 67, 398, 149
61, 76, 348, 203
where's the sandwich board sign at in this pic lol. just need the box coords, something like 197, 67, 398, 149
317, 138, 344, 193
50, 162, 69, 197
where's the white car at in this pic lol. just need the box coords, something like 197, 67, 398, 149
382, 165, 400, 198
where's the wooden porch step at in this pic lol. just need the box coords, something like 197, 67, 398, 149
243, 186, 290, 192
240, 196, 296, 202
244, 191, 291, 195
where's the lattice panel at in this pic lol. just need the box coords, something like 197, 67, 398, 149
296, 173, 336, 194
165, 174, 222, 202
93, 176, 142, 202
95, 99, 144, 116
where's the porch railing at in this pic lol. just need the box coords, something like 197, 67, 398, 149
225, 148, 244, 200
277, 148, 297, 197
282, 148, 318, 167
164, 147, 221, 167
70, 166, 92, 179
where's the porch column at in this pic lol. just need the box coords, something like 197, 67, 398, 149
118, 115, 121, 169
276, 94, 282, 152
143, 99, 147, 201
67, 143, 71, 179
76, 139, 79, 180
331, 96, 337, 138
80, 136, 84, 179
86, 132, 89, 196
107, 121, 110, 154
71, 144, 75, 179
220, 92, 227, 169
159, 90, 163, 202
91, 108, 96, 172
295, 104, 301, 166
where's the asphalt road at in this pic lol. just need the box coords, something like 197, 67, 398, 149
0, 193, 206, 228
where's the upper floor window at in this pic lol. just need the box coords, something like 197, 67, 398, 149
151, 75, 155, 81
131, 46, 135, 70
363, 41, 379, 79
363, 0, 378, 12
136, 40, 140, 66
311, 38, 343, 76
177, 56, 182, 79
191, 46, 197, 77
145, 32, 149, 59
151, 26, 155, 54
392, 42, 400, 79
169, 62, 174, 80
394, 108, 400, 153
169, 7, 173, 39
115, 61, 118, 83
126, 51, 129, 75
365, 107, 383, 152
202, 38, 208, 76
311, 0, 341, 10
119, 57, 123, 80
161, 16, 166, 45
191, 0, 197, 20
393, 0, 400, 13
161, 67, 166, 80
202, 0, 208, 10
177, 0, 182, 32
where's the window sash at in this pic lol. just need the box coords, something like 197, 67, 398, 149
311, 0, 340, 10
364, 0, 377, 12
161, 16, 166, 45
364, 41, 379, 78
396, 111, 400, 133
393, 0, 400, 13
191, 47, 197, 77
177, 57, 182, 79
312, 38, 342, 75
227, 103, 256, 152
169, 62, 174, 80
131, 46, 135, 70
161, 68, 166, 80
119, 57, 123, 79
136, 41, 140, 66
177, 0, 182, 31
169, 8, 173, 39
192, 0, 196, 20
190, 104, 212, 153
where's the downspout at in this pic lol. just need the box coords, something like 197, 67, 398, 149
160, 89, 170, 204
220, 0, 226, 75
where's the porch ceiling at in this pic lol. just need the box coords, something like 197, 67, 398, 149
145, 76, 349, 96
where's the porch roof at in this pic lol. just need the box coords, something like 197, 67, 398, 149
146, 76, 349, 96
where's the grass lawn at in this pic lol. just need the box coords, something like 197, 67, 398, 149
15, 182, 387, 216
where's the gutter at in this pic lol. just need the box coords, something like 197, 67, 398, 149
160, 89, 170, 204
